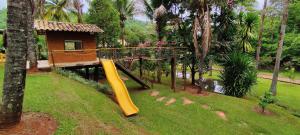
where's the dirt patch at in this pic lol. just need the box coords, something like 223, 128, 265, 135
201, 104, 211, 110
215, 111, 227, 121
253, 106, 274, 116
0, 112, 57, 135
150, 91, 159, 97
70, 112, 121, 135
165, 98, 176, 106
182, 97, 194, 105
184, 85, 210, 96
156, 97, 166, 102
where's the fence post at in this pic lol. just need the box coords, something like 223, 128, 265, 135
139, 57, 143, 79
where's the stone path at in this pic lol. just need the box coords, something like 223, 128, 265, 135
201, 104, 211, 110
182, 97, 194, 105
156, 97, 166, 102
150, 91, 160, 97
215, 111, 227, 121
165, 98, 176, 106
148, 91, 228, 121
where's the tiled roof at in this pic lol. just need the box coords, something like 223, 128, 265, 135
34, 20, 103, 33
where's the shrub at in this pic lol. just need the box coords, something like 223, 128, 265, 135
285, 67, 296, 80
219, 52, 257, 97
259, 92, 276, 113
55, 68, 111, 95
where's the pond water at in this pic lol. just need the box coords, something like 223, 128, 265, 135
176, 72, 224, 94
203, 79, 224, 94
176, 72, 191, 78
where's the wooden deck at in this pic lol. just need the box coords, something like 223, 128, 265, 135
26, 59, 100, 69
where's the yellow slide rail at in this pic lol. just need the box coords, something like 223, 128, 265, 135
100, 59, 139, 116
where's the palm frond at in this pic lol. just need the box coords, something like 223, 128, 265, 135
143, 0, 154, 20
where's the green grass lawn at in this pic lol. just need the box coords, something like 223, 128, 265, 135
204, 70, 300, 114
0, 64, 300, 134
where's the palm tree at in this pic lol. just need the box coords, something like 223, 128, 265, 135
256, 0, 268, 69
114, 0, 134, 46
143, 0, 168, 83
44, 0, 71, 21
0, 0, 31, 126
270, 0, 290, 96
191, 0, 212, 93
143, 0, 168, 42
238, 12, 258, 53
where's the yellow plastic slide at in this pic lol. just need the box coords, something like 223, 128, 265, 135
100, 59, 139, 116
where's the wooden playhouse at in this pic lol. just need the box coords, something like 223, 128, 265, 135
34, 20, 103, 68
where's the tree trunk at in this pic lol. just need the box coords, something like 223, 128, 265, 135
121, 25, 125, 46
256, 0, 268, 69
270, 0, 289, 96
27, 1, 38, 72
156, 17, 164, 83
0, 0, 30, 127
191, 57, 196, 85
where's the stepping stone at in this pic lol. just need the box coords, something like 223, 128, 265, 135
120, 76, 129, 81
201, 104, 211, 110
156, 97, 166, 102
215, 111, 227, 121
165, 98, 176, 106
150, 91, 159, 97
182, 97, 194, 105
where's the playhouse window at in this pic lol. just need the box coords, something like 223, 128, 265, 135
64, 40, 83, 50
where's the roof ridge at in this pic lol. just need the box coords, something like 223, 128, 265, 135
34, 20, 103, 33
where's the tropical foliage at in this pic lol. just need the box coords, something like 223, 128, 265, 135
113, 0, 134, 46
0, 8, 6, 29
220, 52, 257, 97
44, 0, 71, 21
86, 0, 121, 47
259, 92, 276, 112
125, 20, 156, 46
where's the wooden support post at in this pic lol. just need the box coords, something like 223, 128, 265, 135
85, 67, 89, 79
139, 57, 143, 78
94, 66, 99, 81
171, 51, 176, 91
51, 50, 56, 68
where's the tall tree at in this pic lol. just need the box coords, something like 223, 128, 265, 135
143, 0, 169, 83
256, 0, 268, 69
269, 0, 289, 95
190, 0, 212, 93
86, 0, 121, 47
0, 0, 31, 126
114, 0, 134, 46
